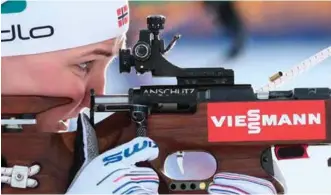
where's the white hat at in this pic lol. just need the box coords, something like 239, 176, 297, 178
1, 0, 130, 56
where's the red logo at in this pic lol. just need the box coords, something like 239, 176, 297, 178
117, 5, 129, 27
207, 100, 326, 142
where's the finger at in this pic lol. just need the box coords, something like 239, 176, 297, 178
1, 176, 11, 185
133, 189, 157, 195
28, 164, 41, 176
111, 176, 148, 195
213, 172, 277, 194
208, 182, 247, 194
129, 167, 159, 192
119, 185, 150, 195
1, 176, 38, 188
27, 178, 38, 188
67, 167, 130, 193
1, 167, 13, 176
101, 137, 159, 166
109, 167, 159, 193
99, 171, 156, 195
112, 183, 141, 194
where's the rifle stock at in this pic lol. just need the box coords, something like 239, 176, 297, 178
92, 101, 331, 194
1, 96, 72, 115
1, 132, 74, 193
1, 95, 72, 193
1, 100, 331, 193
1, 111, 131, 194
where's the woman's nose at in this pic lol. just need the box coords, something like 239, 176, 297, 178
88, 69, 106, 96
80, 68, 107, 108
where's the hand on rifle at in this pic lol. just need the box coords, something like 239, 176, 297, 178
208, 172, 277, 195
66, 113, 159, 194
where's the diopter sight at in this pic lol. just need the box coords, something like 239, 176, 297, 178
119, 15, 182, 76
119, 15, 234, 85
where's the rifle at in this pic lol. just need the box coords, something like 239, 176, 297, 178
89, 15, 331, 193
1, 15, 330, 194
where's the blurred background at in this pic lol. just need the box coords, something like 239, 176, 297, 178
106, 1, 331, 94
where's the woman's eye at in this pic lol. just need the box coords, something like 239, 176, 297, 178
77, 61, 94, 72
73, 61, 94, 78
79, 63, 88, 69
78, 61, 91, 70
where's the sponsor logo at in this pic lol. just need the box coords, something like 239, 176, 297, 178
143, 88, 195, 95
1, 1, 55, 42
1, 0, 26, 14
103, 140, 157, 166
207, 100, 326, 142
1, 24, 55, 42
211, 110, 321, 134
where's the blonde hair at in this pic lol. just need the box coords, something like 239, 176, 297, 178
113, 34, 127, 55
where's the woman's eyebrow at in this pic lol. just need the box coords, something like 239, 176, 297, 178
84, 48, 113, 57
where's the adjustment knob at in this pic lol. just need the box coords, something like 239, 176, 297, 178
119, 49, 133, 73
147, 15, 165, 32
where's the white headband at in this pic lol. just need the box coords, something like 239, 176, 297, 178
1, 0, 129, 57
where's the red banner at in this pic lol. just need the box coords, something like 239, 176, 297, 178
207, 100, 326, 142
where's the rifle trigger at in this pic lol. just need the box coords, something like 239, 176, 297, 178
176, 151, 185, 175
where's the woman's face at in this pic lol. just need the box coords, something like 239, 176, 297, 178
1, 38, 122, 132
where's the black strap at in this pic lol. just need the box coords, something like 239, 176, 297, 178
66, 115, 85, 189
1, 155, 8, 189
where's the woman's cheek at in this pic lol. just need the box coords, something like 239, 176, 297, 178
35, 65, 87, 115
33, 75, 87, 132
58, 75, 87, 114
44, 72, 85, 97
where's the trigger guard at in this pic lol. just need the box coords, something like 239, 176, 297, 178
260, 147, 274, 177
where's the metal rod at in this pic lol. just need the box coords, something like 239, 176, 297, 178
94, 95, 129, 104
1, 119, 37, 125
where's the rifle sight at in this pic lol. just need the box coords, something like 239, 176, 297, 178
118, 15, 235, 85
